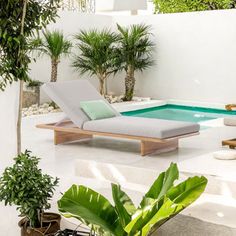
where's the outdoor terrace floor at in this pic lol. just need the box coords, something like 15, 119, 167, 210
1, 112, 236, 235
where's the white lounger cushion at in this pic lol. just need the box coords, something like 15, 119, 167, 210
83, 116, 200, 139
42, 80, 120, 128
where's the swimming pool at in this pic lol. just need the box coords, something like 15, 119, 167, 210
122, 104, 236, 123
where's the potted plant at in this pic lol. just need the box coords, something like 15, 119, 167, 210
117, 24, 155, 101
0, 150, 60, 236
58, 163, 207, 236
23, 80, 43, 108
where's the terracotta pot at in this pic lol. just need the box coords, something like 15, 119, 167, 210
18, 212, 61, 236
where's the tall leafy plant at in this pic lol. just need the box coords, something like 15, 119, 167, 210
153, 0, 236, 13
0, 150, 59, 228
58, 163, 207, 236
34, 30, 72, 82
0, 0, 60, 154
72, 29, 120, 95
117, 24, 155, 101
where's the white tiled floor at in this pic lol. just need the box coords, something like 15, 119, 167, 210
1, 112, 236, 235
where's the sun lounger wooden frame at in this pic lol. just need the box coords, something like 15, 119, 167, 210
36, 121, 199, 156
222, 138, 236, 149
225, 104, 236, 111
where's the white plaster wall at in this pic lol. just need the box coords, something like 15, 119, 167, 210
30, 9, 236, 105
0, 83, 18, 166
110, 10, 236, 104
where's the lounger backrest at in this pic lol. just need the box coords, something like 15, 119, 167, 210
42, 80, 120, 128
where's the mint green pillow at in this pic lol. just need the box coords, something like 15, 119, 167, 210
80, 100, 116, 120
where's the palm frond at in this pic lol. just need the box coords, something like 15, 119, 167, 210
117, 23, 155, 72
33, 30, 72, 61
72, 29, 120, 77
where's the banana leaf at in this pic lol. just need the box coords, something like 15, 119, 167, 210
140, 163, 178, 208
58, 184, 125, 236
125, 176, 207, 235
57, 164, 207, 236
111, 184, 136, 228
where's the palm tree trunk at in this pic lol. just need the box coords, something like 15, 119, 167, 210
124, 65, 135, 101
17, 0, 28, 154
51, 60, 58, 82
104, 78, 108, 95
98, 74, 107, 96
99, 79, 105, 95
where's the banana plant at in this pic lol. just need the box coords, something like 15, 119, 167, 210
58, 163, 207, 236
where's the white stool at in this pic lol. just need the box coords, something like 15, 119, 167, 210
213, 150, 236, 160
224, 117, 236, 126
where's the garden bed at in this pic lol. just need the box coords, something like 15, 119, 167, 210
22, 96, 159, 117
22, 103, 61, 117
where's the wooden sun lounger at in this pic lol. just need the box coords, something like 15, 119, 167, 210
36, 121, 199, 156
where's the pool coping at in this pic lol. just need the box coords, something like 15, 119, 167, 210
122, 104, 236, 116
112, 99, 166, 112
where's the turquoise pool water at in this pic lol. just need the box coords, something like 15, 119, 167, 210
122, 104, 236, 123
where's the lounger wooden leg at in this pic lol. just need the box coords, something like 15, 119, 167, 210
54, 131, 93, 145
141, 139, 179, 156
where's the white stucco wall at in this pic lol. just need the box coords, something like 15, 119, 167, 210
30, 9, 236, 105
110, 10, 236, 105
0, 83, 18, 166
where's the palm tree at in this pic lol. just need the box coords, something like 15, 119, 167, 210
72, 29, 120, 95
36, 30, 72, 82
117, 24, 155, 101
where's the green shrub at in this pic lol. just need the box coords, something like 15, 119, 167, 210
153, 0, 235, 14
0, 150, 59, 228
26, 79, 44, 88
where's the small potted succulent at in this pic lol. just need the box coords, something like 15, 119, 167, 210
0, 150, 60, 236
